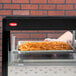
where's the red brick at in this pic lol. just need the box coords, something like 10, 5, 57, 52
0, 51, 2, 56
47, 34, 63, 38
48, 11, 64, 16
11, 31, 22, 33
74, 5, 76, 9
39, 5, 56, 10
0, 28, 2, 32
57, 5, 74, 10
0, 40, 2, 45
0, 22, 2, 27
0, 67, 2, 72
0, 73, 2, 76
31, 11, 47, 16
0, 16, 3, 21
13, 10, 29, 15
48, 0, 65, 4
0, 34, 2, 39
0, 30, 2, 33
21, 4, 38, 9
0, 0, 11, 3
0, 4, 2, 9
0, 46, 2, 51
66, 11, 76, 16
31, 34, 46, 38
31, 0, 47, 3
4, 4, 20, 9
0, 57, 2, 62
0, 10, 11, 15
13, 0, 29, 3
0, 63, 2, 67
66, 0, 76, 3
14, 34, 30, 38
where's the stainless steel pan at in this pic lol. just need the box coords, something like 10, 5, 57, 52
14, 41, 75, 54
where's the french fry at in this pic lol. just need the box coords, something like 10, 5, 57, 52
18, 41, 72, 51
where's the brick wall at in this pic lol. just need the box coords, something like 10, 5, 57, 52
0, 0, 76, 75
11, 30, 67, 47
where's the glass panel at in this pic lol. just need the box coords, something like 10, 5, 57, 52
8, 30, 76, 64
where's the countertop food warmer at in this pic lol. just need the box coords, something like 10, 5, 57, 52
2, 16, 76, 76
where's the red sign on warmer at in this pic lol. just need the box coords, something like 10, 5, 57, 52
9, 23, 18, 26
